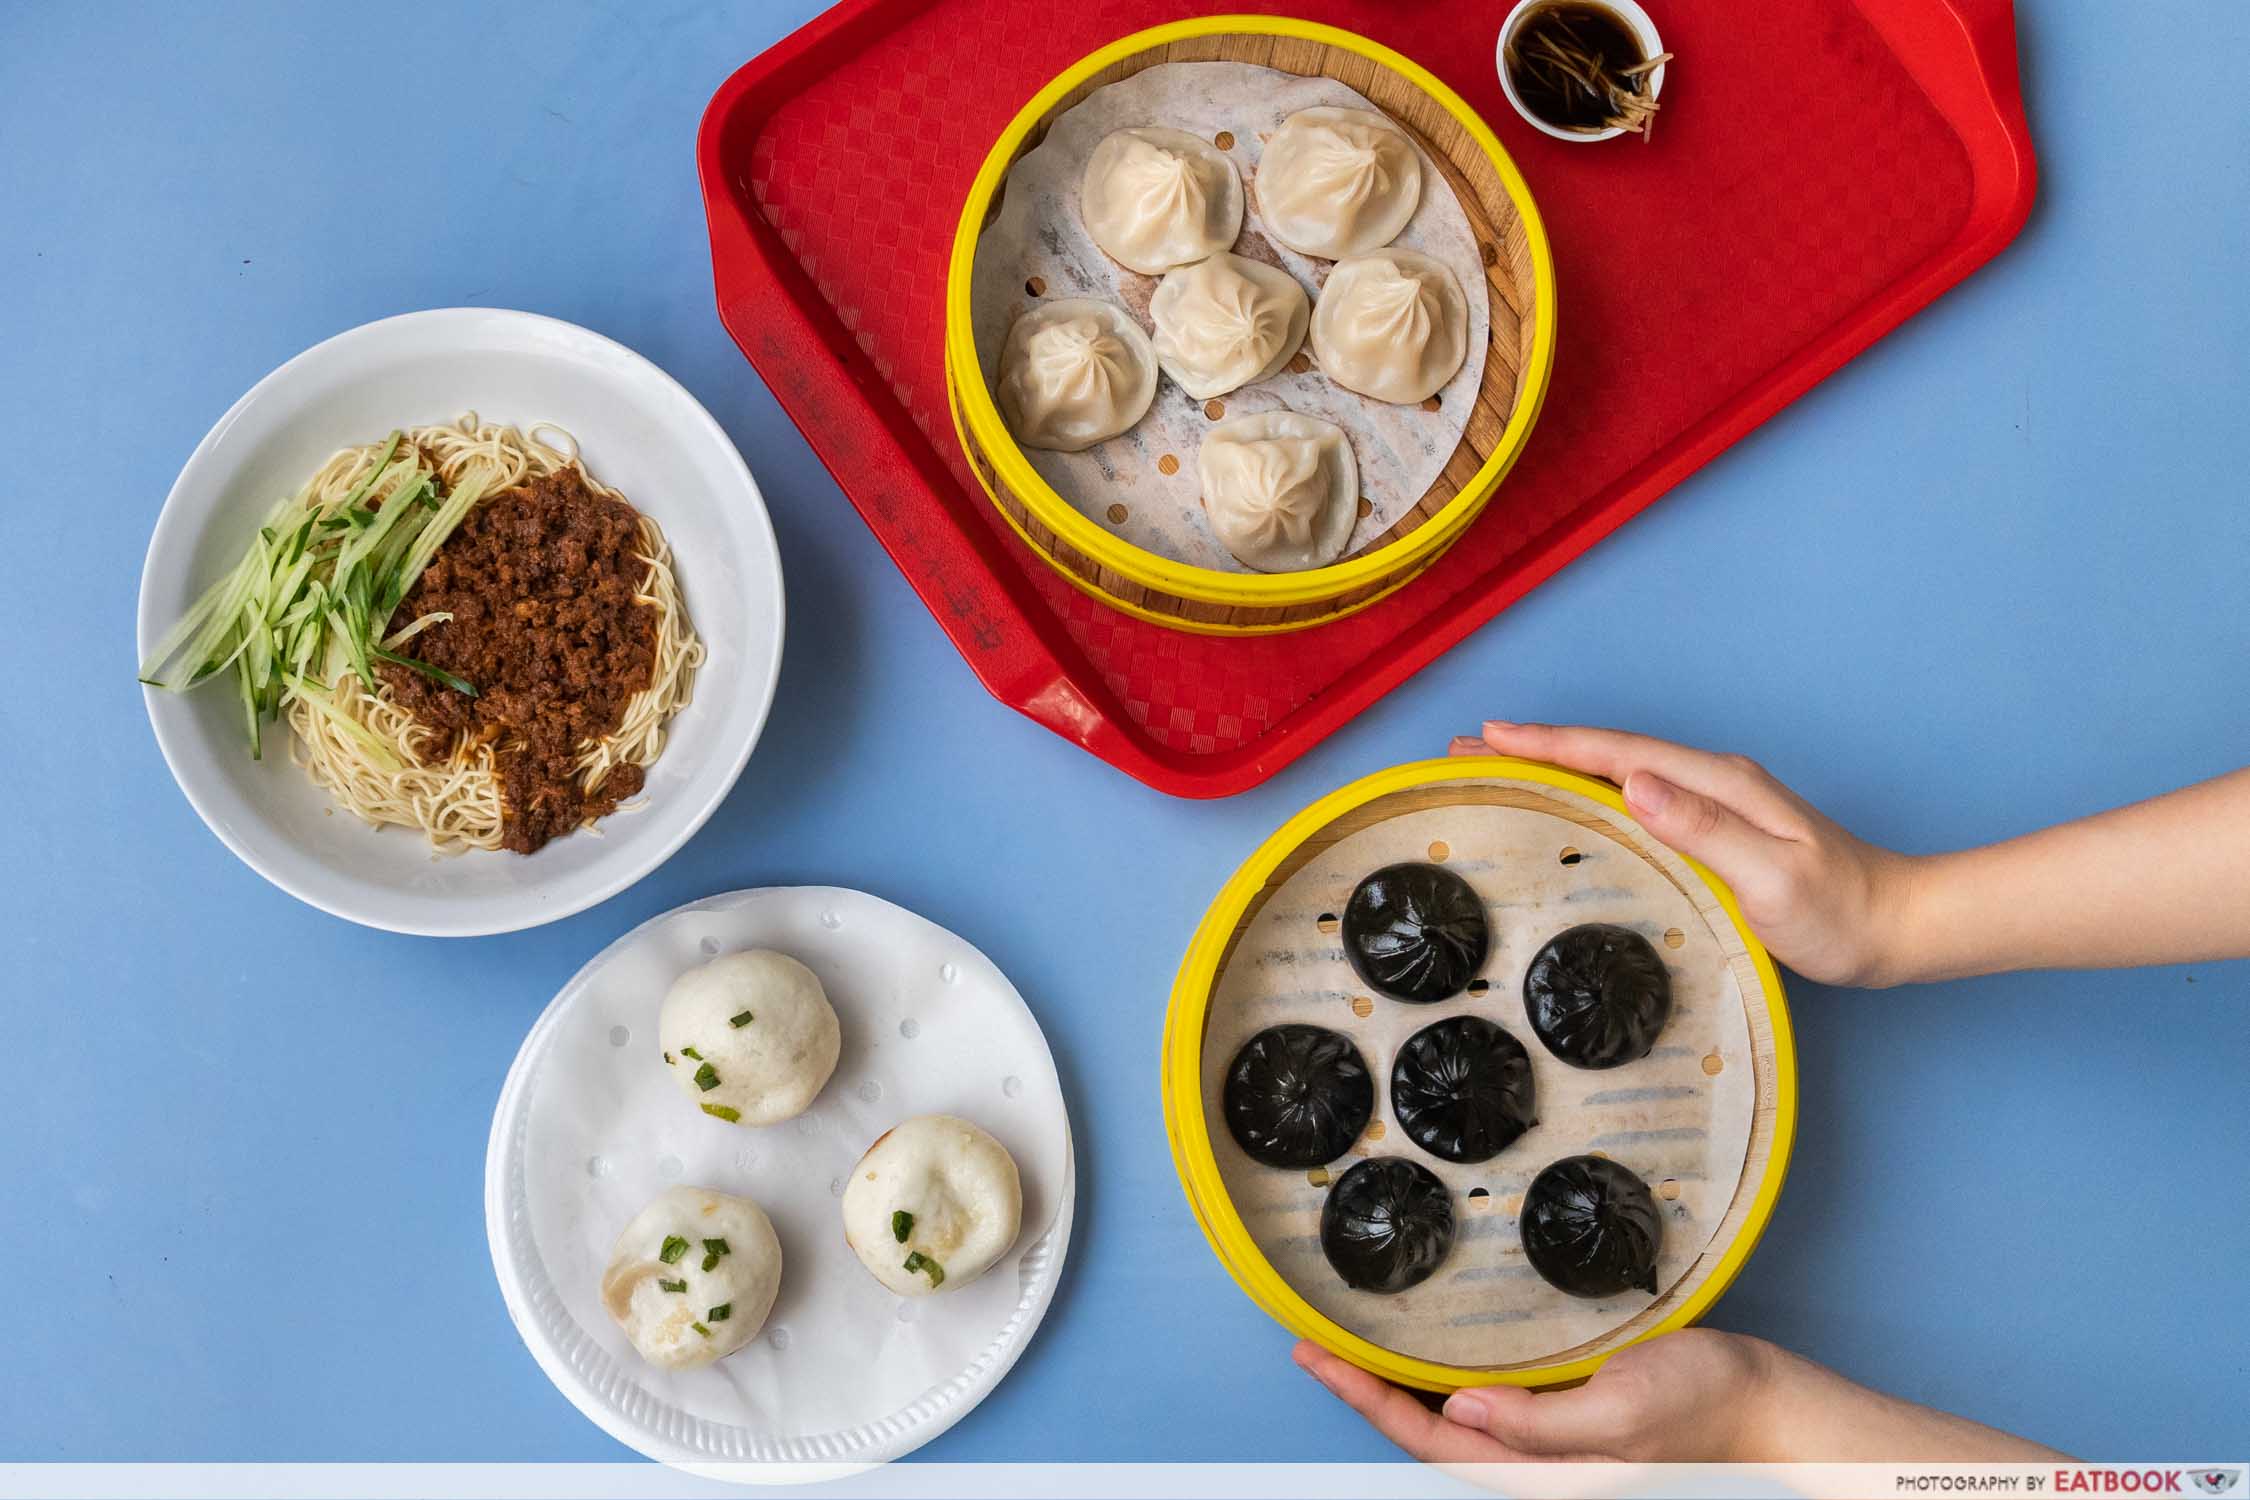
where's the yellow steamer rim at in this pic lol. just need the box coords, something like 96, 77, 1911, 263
1161, 757, 1797, 1391
944, 16, 1559, 635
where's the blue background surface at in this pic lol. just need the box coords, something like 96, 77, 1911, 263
3, 0, 2245, 1464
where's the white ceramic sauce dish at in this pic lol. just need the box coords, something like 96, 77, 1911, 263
1496, 0, 1668, 144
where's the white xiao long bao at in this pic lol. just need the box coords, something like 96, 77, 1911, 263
1198, 410, 1360, 573
1079, 127, 1244, 274
1312, 249, 1471, 406
1255, 107, 1423, 260
996, 299, 1159, 453
1150, 253, 1310, 401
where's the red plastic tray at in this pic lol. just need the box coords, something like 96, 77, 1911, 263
699, 0, 2034, 797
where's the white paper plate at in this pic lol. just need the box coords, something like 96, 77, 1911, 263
486, 887, 1075, 1480
137, 308, 784, 936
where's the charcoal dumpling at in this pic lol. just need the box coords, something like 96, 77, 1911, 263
1341, 862, 1488, 1004
1320, 1156, 1455, 1293
1522, 923, 1673, 1069
1390, 1015, 1537, 1164
1223, 1023, 1373, 1168
1519, 1154, 1663, 1298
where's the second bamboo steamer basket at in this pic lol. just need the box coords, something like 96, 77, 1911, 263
944, 16, 1557, 635
1163, 757, 1797, 1390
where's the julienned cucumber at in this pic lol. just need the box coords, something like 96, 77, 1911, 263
138, 432, 491, 758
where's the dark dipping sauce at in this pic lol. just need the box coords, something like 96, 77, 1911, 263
1505, 1, 1652, 133
378, 468, 656, 854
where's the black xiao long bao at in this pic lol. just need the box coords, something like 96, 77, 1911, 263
1389, 1015, 1537, 1164
1522, 922, 1674, 1069
1519, 1154, 1663, 1299
1319, 1156, 1456, 1294
1340, 862, 1490, 1005
1223, 1023, 1375, 1169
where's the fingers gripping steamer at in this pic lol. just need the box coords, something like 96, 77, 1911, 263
1164, 757, 1795, 1391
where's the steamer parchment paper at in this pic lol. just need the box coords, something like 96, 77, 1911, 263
494, 887, 1072, 1465
1201, 790, 1755, 1368
971, 62, 1490, 573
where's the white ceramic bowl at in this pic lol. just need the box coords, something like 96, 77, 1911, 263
1496, 0, 1668, 144
135, 309, 784, 937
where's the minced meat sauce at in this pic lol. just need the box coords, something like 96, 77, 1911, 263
377, 468, 657, 853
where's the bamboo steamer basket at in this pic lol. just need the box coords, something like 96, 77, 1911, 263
1162, 757, 1797, 1390
944, 16, 1558, 634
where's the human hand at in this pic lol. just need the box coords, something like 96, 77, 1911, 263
1447, 721, 1917, 987
1292, 1329, 1773, 1462
1295, 1328, 2065, 1462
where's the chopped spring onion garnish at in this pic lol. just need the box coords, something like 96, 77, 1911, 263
691, 1322, 711, 1338
137, 431, 494, 758
700, 1103, 742, 1123
700, 1237, 730, 1272
659, 1236, 690, 1265
680, 1046, 703, 1061
693, 1062, 719, 1092
658, 1278, 687, 1294
902, 1251, 945, 1288
707, 1303, 732, 1323
891, 1210, 914, 1244
728, 1011, 754, 1028
663, 1052, 674, 1065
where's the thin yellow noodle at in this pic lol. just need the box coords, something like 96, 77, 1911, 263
283, 413, 703, 854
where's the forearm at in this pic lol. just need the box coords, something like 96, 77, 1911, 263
1880, 768, 2250, 984
1746, 1342, 2067, 1461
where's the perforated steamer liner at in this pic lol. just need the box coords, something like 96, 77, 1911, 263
944, 16, 1557, 634
1162, 759, 1796, 1391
